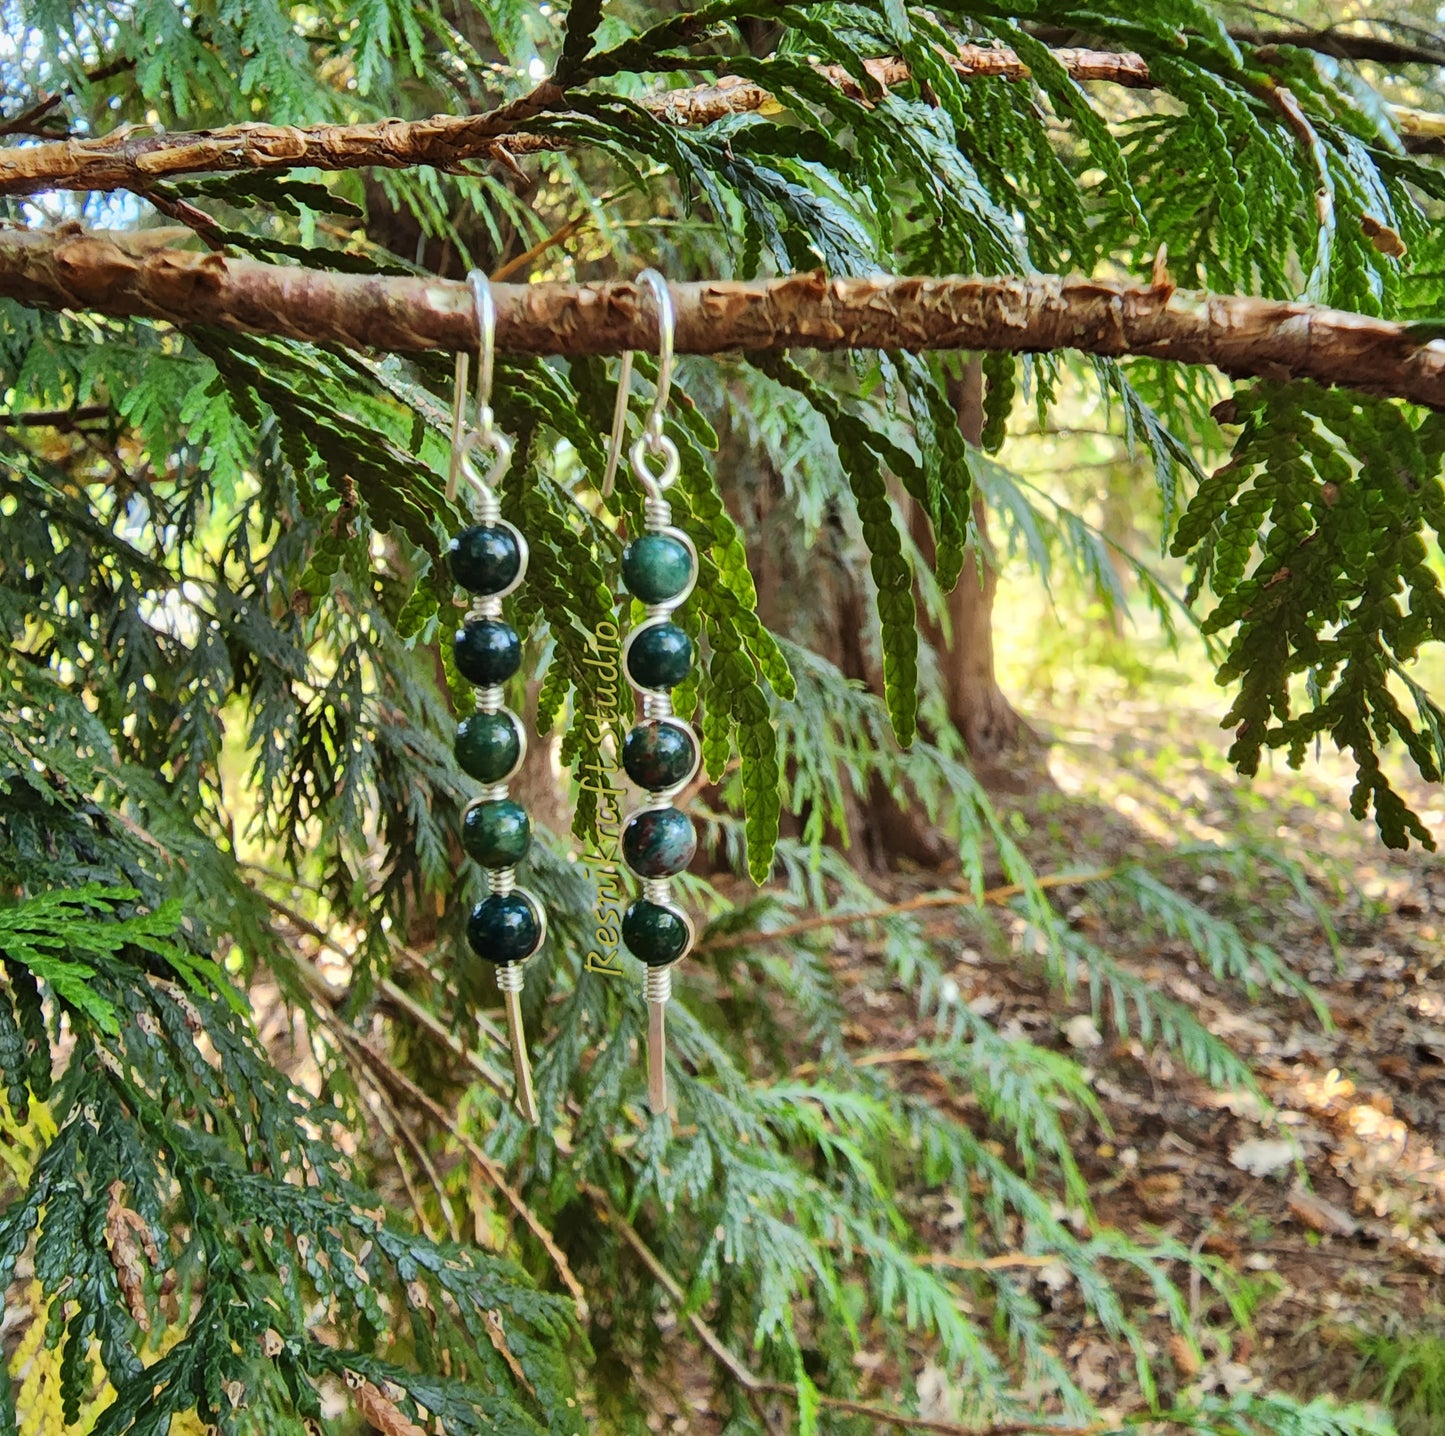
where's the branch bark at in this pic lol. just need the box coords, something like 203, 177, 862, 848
0, 43, 1246, 200
6, 35, 1444, 204
1232, 26, 1445, 69
0, 79, 565, 198
8, 227, 1445, 411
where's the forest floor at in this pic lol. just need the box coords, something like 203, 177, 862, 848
687, 693, 1445, 1433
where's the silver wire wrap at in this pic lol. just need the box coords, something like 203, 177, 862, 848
642, 964, 673, 1004
453, 270, 543, 973
606, 271, 700, 987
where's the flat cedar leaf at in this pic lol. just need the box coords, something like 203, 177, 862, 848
20, 955, 117, 1033
556, 0, 605, 81
982, 351, 1016, 454
173, 173, 364, 217
990, 20, 1147, 233
665, 419, 783, 880
750, 354, 917, 743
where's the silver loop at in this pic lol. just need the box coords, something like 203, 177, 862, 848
457, 428, 514, 521
630, 432, 681, 500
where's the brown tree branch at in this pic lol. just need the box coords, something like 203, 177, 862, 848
0, 45, 1165, 200
0, 403, 110, 429
0, 78, 564, 198
0, 58, 133, 140
6, 37, 1443, 202
1232, 26, 1445, 69
8, 227, 1445, 410
698, 867, 1120, 954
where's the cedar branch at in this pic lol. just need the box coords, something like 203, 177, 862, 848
698, 867, 1120, 953
1231, 26, 1445, 69
8, 227, 1445, 411
0, 43, 1241, 199
582, 1182, 1106, 1436
4, 39, 1443, 201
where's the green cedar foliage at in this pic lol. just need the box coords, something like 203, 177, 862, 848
0, 0, 1439, 1432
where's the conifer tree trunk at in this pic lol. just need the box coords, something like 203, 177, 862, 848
736, 359, 1026, 872
928, 361, 1027, 767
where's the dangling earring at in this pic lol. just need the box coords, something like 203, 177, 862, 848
448, 271, 543, 1127
607, 270, 700, 1117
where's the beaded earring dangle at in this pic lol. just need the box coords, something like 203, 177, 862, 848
606, 271, 701, 1116
447, 272, 544, 1127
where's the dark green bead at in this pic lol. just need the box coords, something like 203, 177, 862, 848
454, 619, 521, 685
622, 533, 693, 604
626, 623, 692, 690
467, 892, 542, 965
622, 807, 696, 878
622, 900, 690, 967
449, 524, 521, 595
462, 799, 531, 868
623, 721, 697, 792
455, 712, 522, 783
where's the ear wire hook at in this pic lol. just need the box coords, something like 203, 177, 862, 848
602, 269, 677, 500
449, 271, 514, 522
446, 348, 470, 505
469, 270, 498, 439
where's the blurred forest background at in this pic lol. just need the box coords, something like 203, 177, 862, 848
1, 0, 1444, 1433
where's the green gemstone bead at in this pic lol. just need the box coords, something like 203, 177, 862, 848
622, 806, 696, 878
622, 721, 697, 792
462, 799, 531, 868
454, 619, 521, 685
455, 712, 522, 783
622, 533, 693, 604
449, 524, 521, 595
622, 900, 690, 967
626, 623, 692, 690
467, 892, 542, 965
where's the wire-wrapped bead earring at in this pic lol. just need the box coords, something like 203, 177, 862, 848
448, 271, 544, 1126
606, 270, 700, 1117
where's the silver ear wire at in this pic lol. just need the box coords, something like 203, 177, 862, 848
469, 270, 498, 439
638, 269, 675, 450
447, 270, 543, 1128
604, 268, 696, 1122
446, 349, 470, 505
454, 271, 514, 521
601, 348, 634, 501
602, 269, 676, 500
